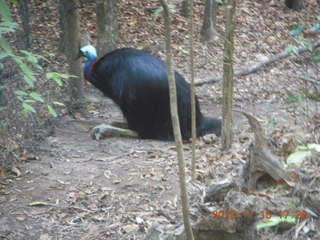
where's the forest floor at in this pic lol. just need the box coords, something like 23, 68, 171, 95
0, 0, 320, 240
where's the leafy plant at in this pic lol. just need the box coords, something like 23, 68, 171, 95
256, 216, 296, 230
0, 0, 69, 117
287, 143, 320, 165
286, 17, 320, 64
283, 93, 307, 116
289, 23, 304, 36
46, 72, 72, 87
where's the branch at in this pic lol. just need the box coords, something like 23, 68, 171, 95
159, 1, 194, 239
300, 77, 320, 85
196, 39, 320, 86
236, 111, 287, 191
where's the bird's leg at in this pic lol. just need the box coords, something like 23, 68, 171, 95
90, 122, 138, 140
110, 121, 130, 129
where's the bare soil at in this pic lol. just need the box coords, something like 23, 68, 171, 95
0, 0, 319, 239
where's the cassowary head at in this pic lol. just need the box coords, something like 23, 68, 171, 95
77, 45, 97, 60
77, 45, 98, 85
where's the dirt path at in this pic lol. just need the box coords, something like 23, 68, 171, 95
1, 117, 178, 239
1, 90, 300, 240
1, 0, 319, 239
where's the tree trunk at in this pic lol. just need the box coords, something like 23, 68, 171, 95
285, 0, 304, 10
0, 65, 7, 107
187, 0, 197, 182
159, 1, 194, 239
95, 0, 118, 56
221, 0, 236, 150
181, 0, 191, 17
18, 0, 30, 49
65, 0, 83, 101
200, 0, 217, 42
58, 0, 67, 53
0, 60, 17, 107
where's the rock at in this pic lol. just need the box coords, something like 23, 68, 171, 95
122, 224, 139, 233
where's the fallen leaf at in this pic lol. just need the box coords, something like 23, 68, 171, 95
16, 216, 26, 221
0, 169, 7, 178
39, 233, 51, 240
28, 201, 50, 207
287, 151, 311, 165
11, 165, 22, 177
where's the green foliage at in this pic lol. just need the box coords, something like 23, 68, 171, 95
287, 150, 311, 165
47, 105, 57, 117
13, 89, 64, 116
310, 23, 320, 32
284, 18, 320, 117
22, 102, 36, 114
241, 7, 251, 14
0, 0, 69, 117
46, 72, 75, 86
21, 50, 48, 69
181, 49, 190, 54
53, 101, 65, 106
29, 92, 45, 103
285, 35, 313, 55
9, 0, 18, 6
0, 38, 12, 51
289, 24, 304, 36
154, 4, 176, 16
284, 93, 307, 116
256, 216, 296, 231
43, 50, 56, 57
287, 143, 320, 165
284, 88, 320, 116
301, 75, 320, 100
267, 117, 284, 132
0, 0, 13, 22
286, 18, 320, 63
285, 44, 300, 55
0, 21, 19, 38
312, 50, 320, 63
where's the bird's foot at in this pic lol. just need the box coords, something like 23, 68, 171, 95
90, 124, 111, 140
90, 124, 138, 140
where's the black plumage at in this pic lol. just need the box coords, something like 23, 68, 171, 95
80, 45, 221, 140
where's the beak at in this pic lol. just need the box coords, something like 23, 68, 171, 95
75, 50, 84, 60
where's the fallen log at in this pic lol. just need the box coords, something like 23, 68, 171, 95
196, 39, 320, 86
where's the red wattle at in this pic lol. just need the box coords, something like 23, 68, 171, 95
90, 60, 97, 71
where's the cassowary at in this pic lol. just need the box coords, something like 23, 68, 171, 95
78, 45, 221, 141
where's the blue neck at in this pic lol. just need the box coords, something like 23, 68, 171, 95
84, 56, 97, 72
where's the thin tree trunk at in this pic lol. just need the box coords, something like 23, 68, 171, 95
285, 0, 304, 10
181, 0, 191, 17
0, 64, 7, 106
159, 1, 194, 239
96, 0, 118, 56
200, 0, 217, 42
65, 0, 83, 101
221, 0, 236, 150
187, 0, 197, 182
18, 0, 30, 49
58, 0, 67, 53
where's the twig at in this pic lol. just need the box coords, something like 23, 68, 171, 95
301, 77, 320, 85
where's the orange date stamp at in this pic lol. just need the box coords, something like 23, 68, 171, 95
211, 210, 309, 220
